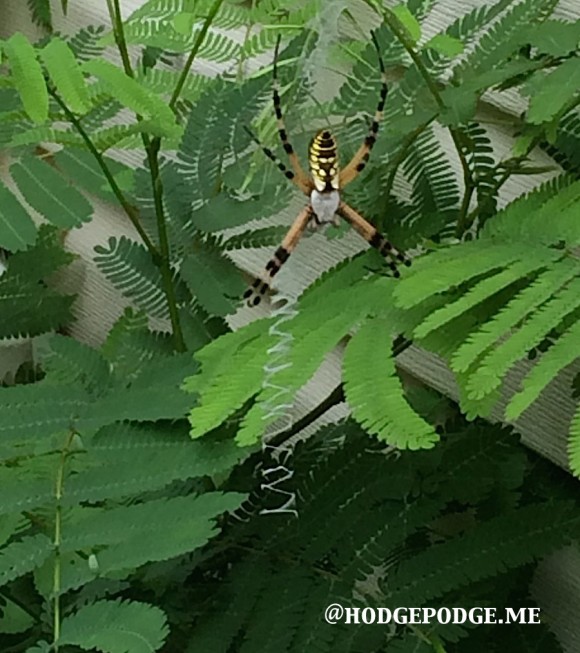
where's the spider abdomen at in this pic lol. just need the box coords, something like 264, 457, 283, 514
310, 189, 340, 225
309, 129, 339, 192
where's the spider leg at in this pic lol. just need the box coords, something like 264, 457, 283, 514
243, 205, 313, 306
337, 201, 411, 276
272, 35, 311, 190
244, 126, 310, 195
339, 30, 388, 187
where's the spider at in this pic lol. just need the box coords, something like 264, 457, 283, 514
243, 31, 411, 307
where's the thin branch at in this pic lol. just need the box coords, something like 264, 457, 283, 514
265, 383, 346, 449
49, 88, 159, 259
106, 0, 190, 350
109, 0, 135, 79
265, 336, 413, 449
169, 0, 227, 109
380, 8, 475, 238
145, 138, 186, 351
52, 430, 76, 652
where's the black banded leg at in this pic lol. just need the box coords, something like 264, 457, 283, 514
243, 126, 310, 195
339, 30, 388, 187
338, 201, 410, 277
243, 206, 313, 307
368, 232, 410, 278
272, 35, 311, 191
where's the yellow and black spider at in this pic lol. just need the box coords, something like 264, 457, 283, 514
243, 32, 411, 307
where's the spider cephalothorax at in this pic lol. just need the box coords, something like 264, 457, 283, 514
243, 32, 410, 307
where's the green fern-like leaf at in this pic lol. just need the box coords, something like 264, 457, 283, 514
456, 0, 559, 79
0, 535, 53, 588
466, 277, 580, 400
40, 37, 91, 114
180, 246, 245, 317
0, 278, 75, 339
0, 178, 37, 252
59, 599, 169, 653
27, 0, 52, 31
73, 421, 247, 502
81, 59, 178, 137
9, 125, 84, 148
240, 29, 279, 59
402, 125, 460, 224
4, 224, 74, 283
568, 402, 580, 476
393, 241, 523, 309
526, 58, 580, 125
52, 148, 134, 202
394, 172, 580, 469
236, 278, 394, 446
61, 493, 245, 570
464, 121, 498, 219
413, 251, 562, 339
222, 225, 289, 250
41, 334, 112, 396
120, 0, 241, 59
343, 318, 438, 450
528, 20, 580, 57
544, 108, 580, 176
11, 154, 94, 228
0, 382, 91, 443
506, 319, 580, 420
451, 257, 580, 373
384, 501, 579, 606
94, 236, 171, 319
187, 323, 273, 441
3, 32, 48, 124
175, 75, 269, 210
136, 67, 215, 104
66, 24, 106, 61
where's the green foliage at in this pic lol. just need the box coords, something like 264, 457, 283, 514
180, 244, 246, 317
2, 1, 580, 650
455, 0, 560, 79
391, 177, 580, 469
94, 236, 173, 319
0, 226, 75, 338
343, 317, 438, 449
525, 58, 580, 125
39, 37, 91, 114
0, 179, 38, 251
58, 600, 169, 653
27, 0, 52, 31
185, 268, 439, 448
0, 314, 247, 650
66, 24, 106, 61
186, 420, 579, 653
81, 59, 179, 137
3, 32, 49, 124
11, 154, 94, 228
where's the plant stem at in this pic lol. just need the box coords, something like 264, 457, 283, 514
169, 0, 226, 110
106, 0, 225, 352
266, 383, 346, 449
105, 0, 190, 351
49, 89, 159, 259
109, 0, 134, 79
145, 138, 186, 351
380, 8, 475, 238
266, 336, 413, 449
52, 430, 76, 652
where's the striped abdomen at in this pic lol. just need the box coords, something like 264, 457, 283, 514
308, 129, 339, 192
